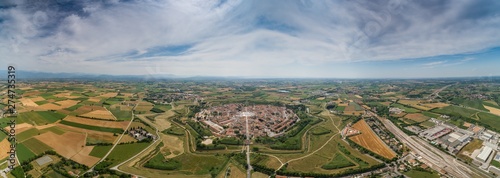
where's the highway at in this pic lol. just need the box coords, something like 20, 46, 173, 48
368, 111, 492, 178
245, 108, 252, 178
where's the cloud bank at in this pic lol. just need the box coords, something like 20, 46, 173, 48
0, 0, 499, 77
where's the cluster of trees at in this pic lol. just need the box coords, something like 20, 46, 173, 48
187, 120, 212, 137
51, 157, 89, 177
218, 137, 243, 145
150, 107, 165, 113
144, 154, 182, 170
196, 139, 226, 150
277, 163, 385, 177
86, 142, 113, 146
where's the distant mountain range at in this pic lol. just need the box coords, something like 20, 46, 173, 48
0, 70, 243, 80
1, 70, 499, 80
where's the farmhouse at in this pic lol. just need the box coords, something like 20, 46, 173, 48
128, 127, 157, 141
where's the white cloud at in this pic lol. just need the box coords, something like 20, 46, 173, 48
0, 0, 499, 77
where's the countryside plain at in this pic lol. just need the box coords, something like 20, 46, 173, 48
1, 78, 500, 178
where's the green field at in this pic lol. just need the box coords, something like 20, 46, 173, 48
22, 138, 52, 155
59, 120, 123, 133
107, 107, 132, 120
422, 111, 440, 118
171, 153, 228, 175
349, 102, 363, 111
419, 120, 436, 128
335, 106, 345, 112
66, 104, 83, 111
451, 98, 488, 111
491, 160, 500, 168
477, 112, 500, 131
484, 101, 500, 109
103, 143, 150, 166
35, 100, 49, 105
17, 143, 36, 163
89, 145, 113, 158
144, 153, 181, 170
17, 128, 40, 142
0, 131, 6, 141
321, 153, 355, 170
39, 126, 66, 135
391, 103, 419, 113
311, 126, 331, 135
432, 105, 477, 119
404, 169, 440, 178
17, 111, 66, 125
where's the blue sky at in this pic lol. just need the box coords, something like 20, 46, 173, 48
0, 0, 499, 78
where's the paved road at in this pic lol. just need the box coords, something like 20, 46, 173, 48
245, 108, 252, 178
82, 103, 138, 176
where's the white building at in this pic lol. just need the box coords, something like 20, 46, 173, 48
477, 146, 494, 162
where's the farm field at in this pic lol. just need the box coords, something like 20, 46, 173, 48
22, 138, 53, 155
71, 105, 107, 115
348, 120, 396, 159
422, 102, 449, 109
63, 115, 128, 129
100, 142, 150, 166
71, 146, 101, 167
0, 139, 10, 160
34, 131, 86, 158
16, 111, 65, 125
404, 113, 430, 123
80, 110, 116, 120
17, 143, 36, 163
56, 124, 117, 143
391, 103, 419, 113
59, 120, 124, 133
484, 105, 500, 115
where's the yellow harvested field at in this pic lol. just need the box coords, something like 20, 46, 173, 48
54, 92, 71, 98
29, 96, 46, 102
72, 106, 106, 115
71, 146, 100, 167
484, 105, 500, 115
9, 123, 34, 134
19, 98, 38, 107
380, 102, 392, 106
404, 113, 430, 122
422, 102, 450, 108
121, 93, 134, 97
63, 116, 127, 129
316, 97, 325, 100
355, 95, 362, 98
38, 103, 63, 110
398, 100, 420, 105
55, 100, 79, 108
161, 134, 184, 158
349, 120, 396, 159
88, 97, 102, 103
227, 165, 246, 178
0, 139, 11, 160
35, 132, 86, 158
56, 124, 117, 143
80, 110, 116, 120
100, 92, 118, 98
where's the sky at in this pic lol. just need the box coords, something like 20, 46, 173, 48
0, 0, 499, 78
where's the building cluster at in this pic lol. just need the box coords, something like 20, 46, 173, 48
412, 118, 500, 174
195, 104, 299, 138
389, 107, 404, 114
128, 127, 157, 141
145, 92, 200, 104
365, 117, 402, 153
